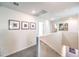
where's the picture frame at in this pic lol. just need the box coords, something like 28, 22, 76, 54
59, 23, 68, 31
64, 23, 68, 31
30, 22, 36, 30
69, 48, 76, 54
8, 20, 20, 30
59, 23, 64, 31
21, 21, 29, 30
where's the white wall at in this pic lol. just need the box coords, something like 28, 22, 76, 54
40, 32, 62, 55
43, 20, 51, 35
55, 16, 78, 49
39, 20, 51, 36
38, 22, 44, 36
62, 32, 78, 49
78, 15, 79, 50
54, 16, 78, 32
40, 15, 79, 56
0, 6, 36, 56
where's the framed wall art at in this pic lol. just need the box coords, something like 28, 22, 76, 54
59, 23, 68, 31
59, 23, 64, 31
30, 22, 36, 30
69, 48, 76, 54
8, 20, 20, 30
64, 23, 68, 31
21, 21, 29, 30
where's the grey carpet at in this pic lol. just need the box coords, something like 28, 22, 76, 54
6, 41, 61, 57
7, 45, 37, 57
40, 41, 61, 57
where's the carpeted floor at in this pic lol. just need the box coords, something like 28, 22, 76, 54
40, 41, 61, 57
7, 41, 61, 57
7, 45, 37, 57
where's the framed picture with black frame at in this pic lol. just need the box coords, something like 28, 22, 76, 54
69, 47, 76, 54
30, 22, 36, 30
8, 20, 20, 30
21, 21, 29, 30
59, 23, 64, 31
59, 23, 68, 31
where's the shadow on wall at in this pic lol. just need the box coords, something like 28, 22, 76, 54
0, 30, 17, 56
62, 32, 78, 49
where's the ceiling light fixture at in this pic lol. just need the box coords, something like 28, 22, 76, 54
50, 17, 55, 21
31, 10, 36, 14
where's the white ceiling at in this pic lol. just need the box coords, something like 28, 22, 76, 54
0, 2, 79, 17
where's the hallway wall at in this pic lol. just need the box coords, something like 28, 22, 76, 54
50, 15, 78, 33
62, 32, 78, 49
0, 6, 36, 56
40, 15, 79, 56
78, 15, 79, 50
40, 32, 62, 56
55, 16, 78, 49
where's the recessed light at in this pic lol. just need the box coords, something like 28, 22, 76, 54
31, 10, 36, 14
50, 17, 55, 21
